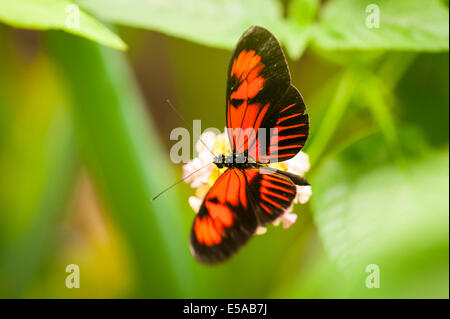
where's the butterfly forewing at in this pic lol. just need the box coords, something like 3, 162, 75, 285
190, 168, 257, 263
226, 26, 291, 156
225, 26, 309, 163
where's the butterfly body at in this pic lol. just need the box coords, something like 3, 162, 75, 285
190, 26, 310, 263
213, 153, 257, 169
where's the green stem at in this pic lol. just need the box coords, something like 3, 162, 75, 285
307, 71, 356, 166
361, 53, 417, 155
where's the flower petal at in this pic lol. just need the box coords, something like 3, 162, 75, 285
279, 210, 298, 228
255, 226, 267, 235
285, 151, 311, 176
296, 185, 312, 204
189, 196, 202, 213
196, 131, 216, 154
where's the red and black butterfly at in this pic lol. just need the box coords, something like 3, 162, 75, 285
190, 26, 310, 263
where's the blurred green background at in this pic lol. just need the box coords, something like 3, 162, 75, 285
0, 0, 448, 298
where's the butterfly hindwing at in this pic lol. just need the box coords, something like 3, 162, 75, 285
245, 167, 297, 225
190, 168, 257, 263
258, 85, 309, 163
226, 26, 291, 154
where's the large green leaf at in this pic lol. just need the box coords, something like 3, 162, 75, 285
77, 0, 280, 49
77, 0, 317, 59
283, 0, 319, 59
315, 0, 449, 51
77, 0, 448, 58
310, 132, 449, 297
0, 0, 126, 50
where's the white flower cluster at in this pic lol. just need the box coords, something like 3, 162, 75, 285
183, 130, 312, 234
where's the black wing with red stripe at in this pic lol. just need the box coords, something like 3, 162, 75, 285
190, 166, 310, 263
190, 168, 257, 263
258, 85, 309, 162
225, 26, 309, 163
245, 167, 308, 225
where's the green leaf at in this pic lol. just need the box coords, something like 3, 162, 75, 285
0, 0, 126, 50
77, 0, 281, 49
359, 76, 400, 153
77, 0, 278, 48
289, 0, 319, 26
77, 0, 313, 59
311, 133, 449, 297
315, 0, 449, 51
395, 53, 449, 147
282, 0, 319, 59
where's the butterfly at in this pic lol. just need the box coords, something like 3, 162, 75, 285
190, 26, 310, 263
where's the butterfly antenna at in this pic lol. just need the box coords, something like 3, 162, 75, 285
152, 161, 214, 201
165, 99, 216, 157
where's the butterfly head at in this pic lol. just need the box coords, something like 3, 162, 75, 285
213, 154, 226, 169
